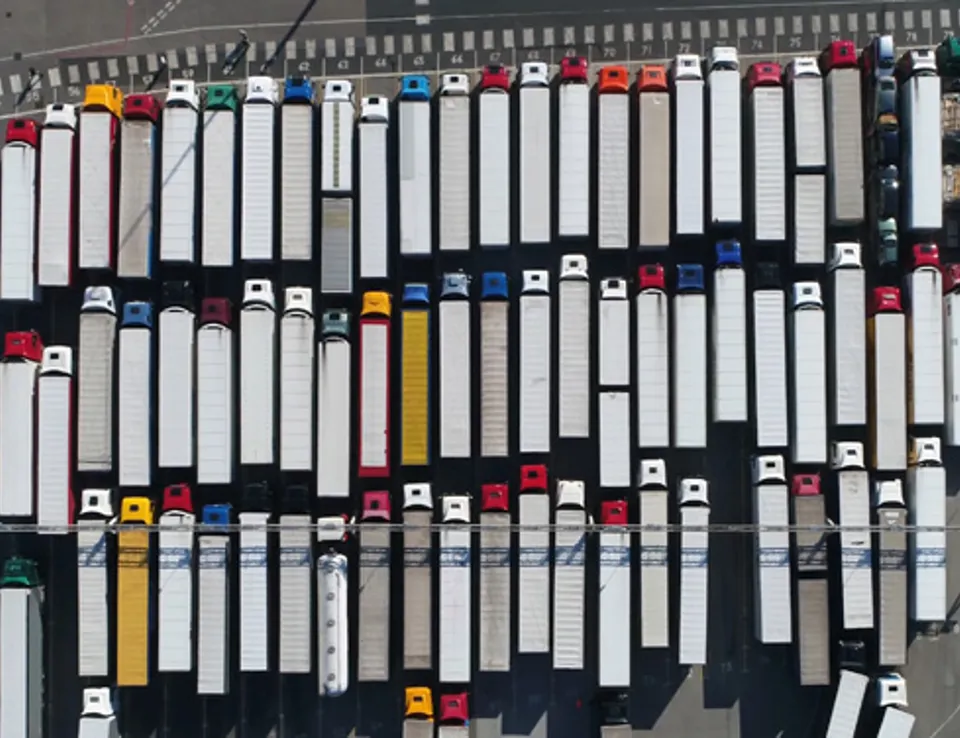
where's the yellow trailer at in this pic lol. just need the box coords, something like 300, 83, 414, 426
117, 496, 153, 686
401, 284, 430, 466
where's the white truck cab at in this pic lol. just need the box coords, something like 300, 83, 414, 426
440, 73, 470, 96
876, 674, 908, 708
245, 76, 278, 103
520, 61, 549, 86
752, 454, 786, 484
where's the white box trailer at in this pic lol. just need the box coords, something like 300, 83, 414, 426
707, 49, 742, 227
0, 558, 43, 738
945, 267, 960, 444
320, 79, 354, 194
320, 198, 353, 295
793, 174, 826, 264
479, 67, 511, 247
519, 62, 551, 244
638, 69, 671, 248
793, 474, 830, 685
440, 274, 471, 458
713, 242, 747, 422
402, 484, 433, 669
832, 443, 873, 630
790, 282, 827, 464
906, 245, 944, 425
117, 99, 157, 279
196, 299, 233, 485
479, 484, 510, 672
157, 485, 195, 673
518, 466, 550, 653
78, 688, 120, 738
597, 68, 630, 249
557, 68, 590, 238
636, 266, 669, 448
786, 58, 826, 171
907, 437, 947, 625
554, 480, 586, 670
77, 490, 113, 677
317, 311, 351, 497
160, 81, 199, 263
38, 104, 77, 286
877, 708, 916, 738
240, 280, 276, 465
825, 670, 869, 738
520, 271, 551, 453
821, 44, 864, 226
598, 501, 630, 687
679, 478, 709, 665
359, 96, 389, 278
901, 64, 942, 231
749, 65, 786, 242
599, 278, 629, 388
599, 392, 630, 488
78, 91, 121, 270
358, 491, 391, 681
753, 264, 788, 448
399, 75, 432, 256
559, 255, 590, 438
438, 74, 471, 252
751, 455, 792, 644
158, 282, 195, 469
77, 287, 117, 472
0, 332, 41, 516
440, 496, 471, 683
480, 273, 509, 457
118, 302, 152, 487
197, 505, 231, 695
278, 494, 312, 675
201, 91, 237, 267
673, 265, 707, 448
672, 56, 705, 236
869, 288, 907, 471
876, 479, 908, 666
638, 460, 669, 647
280, 288, 315, 471
316, 521, 348, 696
240, 77, 277, 261
828, 244, 866, 427
239, 489, 270, 673
359, 293, 391, 477
280, 81, 315, 261
37, 346, 72, 531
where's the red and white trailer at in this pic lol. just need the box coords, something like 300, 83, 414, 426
0, 120, 38, 301
0, 331, 42, 516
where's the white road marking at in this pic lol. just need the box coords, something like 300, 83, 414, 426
47, 67, 61, 88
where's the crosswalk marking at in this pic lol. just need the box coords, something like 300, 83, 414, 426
67, 65, 80, 85
811, 15, 822, 34
922, 10, 933, 28
523, 27, 535, 47
903, 10, 915, 29
383, 35, 395, 55
166, 50, 179, 70
681, 22, 691, 41
543, 27, 554, 47
604, 25, 615, 44
403, 34, 414, 54
755, 18, 766, 37
8, 75, 21, 95
564, 26, 576, 45
305, 40, 317, 59
87, 61, 101, 82
463, 31, 474, 52
700, 20, 711, 40
444, 32, 455, 52
420, 34, 432, 54
847, 14, 858, 33
205, 44, 217, 64
584, 25, 595, 45
246, 43, 256, 62
366, 36, 377, 56
483, 30, 494, 50
885, 11, 896, 30
737, 18, 747, 37
503, 29, 514, 49
663, 22, 674, 41
718, 19, 729, 37
325, 38, 337, 58
47, 68, 61, 88
623, 23, 634, 43
345, 37, 356, 57
186, 47, 199, 67
264, 41, 277, 62
107, 59, 120, 79
127, 56, 140, 75
866, 13, 877, 32
0, 78, 4, 96
774, 17, 785, 36
941, 9, 951, 27
643, 23, 654, 42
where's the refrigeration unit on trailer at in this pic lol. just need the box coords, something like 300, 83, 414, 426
480, 273, 508, 457
359, 292, 391, 476
278, 487, 311, 674
479, 64, 511, 247
403, 483, 433, 669
825, 669, 869, 738
0, 557, 43, 738
906, 244, 944, 425
118, 302, 152, 487
520, 271, 551, 453
440, 496, 472, 683
440, 274, 471, 458
790, 282, 827, 464
280, 287, 315, 471
437, 73, 470, 253
197, 504, 231, 695
321, 79, 354, 194
78, 85, 123, 270
638, 66, 671, 248
599, 501, 630, 687
280, 77, 315, 261
401, 284, 430, 466
792, 474, 830, 685
600, 391, 630, 487
160, 80, 199, 263
240, 280, 276, 465
828, 244, 866, 427
358, 491, 391, 681
480, 484, 510, 672
320, 197, 354, 295
77, 490, 112, 677
158, 484, 194, 673
78, 688, 119, 738
753, 264, 789, 448
317, 311, 351, 498
519, 466, 550, 653
116, 496, 153, 686
875, 479, 908, 666
820, 41, 864, 226
636, 265, 669, 448
38, 104, 77, 286
558, 57, 590, 238
559, 255, 590, 438
37, 346, 72, 531
239, 484, 271, 673
713, 241, 747, 422
748, 63, 786, 241
598, 66, 630, 249
678, 478, 710, 665
946, 266, 960, 444
707, 48, 742, 227
672, 55, 705, 236
901, 53, 942, 232
786, 58, 826, 171
554, 480, 587, 670
201, 86, 238, 266
437, 694, 471, 738
0, 120, 38, 301
159, 281, 196, 469
241, 77, 278, 261
674, 265, 707, 448
117, 95, 159, 279
639, 459, 669, 647
794, 174, 826, 264
751, 455, 792, 644
196, 299, 233, 484
0, 331, 41, 516
399, 75, 432, 256
868, 288, 907, 471
78, 287, 117, 472
403, 688, 435, 738
908, 437, 947, 627
316, 517, 348, 696
519, 62, 551, 244
831, 443, 873, 630
359, 96, 389, 278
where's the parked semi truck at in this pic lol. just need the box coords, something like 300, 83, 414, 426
637, 66, 670, 248
558, 57, 590, 238
876, 479, 908, 666
117, 95, 158, 279
820, 41, 864, 226
825, 670, 868, 738
519, 62, 551, 244
828, 243, 866, 427
674, 265, 707, 448
901, 50, 942, 232
906, 244, 944, 425
832, 443, 873, 631
945, 265, 960, 444
748, 62, 786, 241
868, 288, 907, 471
792, 473, 829, 685
478, 65, 510, 247
752, 456, 791, 644
479, 484, 510, 672
403, 483, 433, 669
438, 74, 470, 252
753, 263, 788, 448
908, 437, 947, 631
639, 460, 669, 647
636, 265, 669, 448
678, 478, 709, 665
0, 557, 43, 737
712, 241, 747, 422
672, 55, 704, 236
786, 58, 826, 172
707, 47, 742, 227
37, 105, 77, 286
790, 282, 826, 464
598, 66, 629, 249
